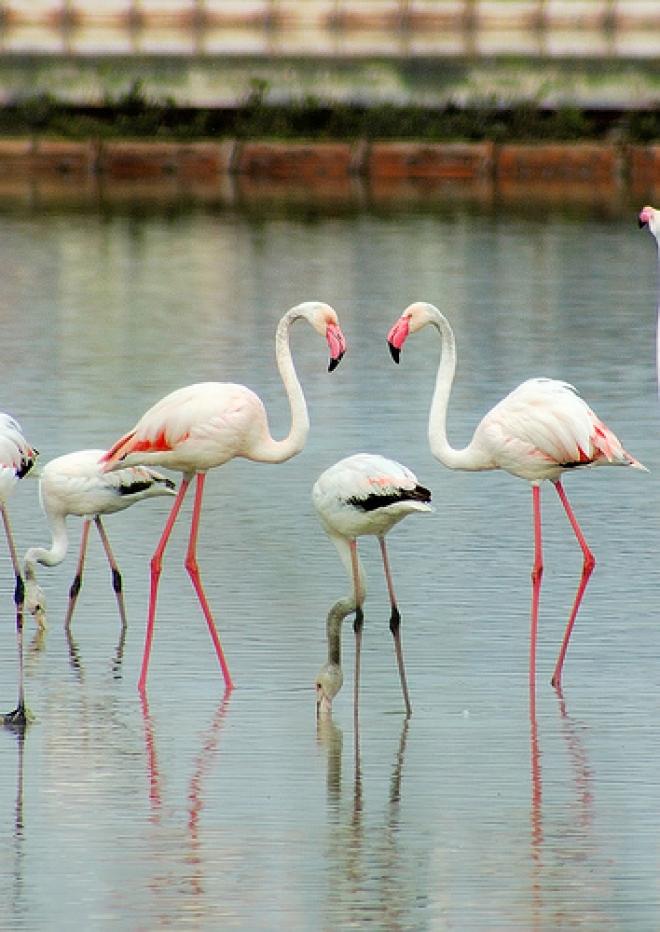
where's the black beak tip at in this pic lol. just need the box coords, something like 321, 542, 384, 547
388, 342, 401, 364
328, 351, 344, 373
639, 218, 648, 229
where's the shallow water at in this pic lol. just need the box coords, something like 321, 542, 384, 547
0, 190, 659, 930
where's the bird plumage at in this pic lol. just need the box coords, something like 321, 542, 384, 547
24, 449, 176, 629
313, 453, 433, 718
0, 412, 38, 731
101, 301, 347, 693
387, 301, 644, 689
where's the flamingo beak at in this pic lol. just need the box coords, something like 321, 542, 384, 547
326, 322, 346, 372
387, 316, 410, 364
639, 205, 654, 229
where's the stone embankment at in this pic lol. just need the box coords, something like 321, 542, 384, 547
0, 139, 659, 202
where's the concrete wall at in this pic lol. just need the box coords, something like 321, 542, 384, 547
0, 1, 658, 107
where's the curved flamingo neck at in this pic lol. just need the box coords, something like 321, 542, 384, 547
326, 600, 346, 666
251, 308, 311, 464
426, 309, 490, 472
24, 513, 69, 572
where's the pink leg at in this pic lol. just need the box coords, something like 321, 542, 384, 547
1, 504, 26, 726
551, 480, 596, 689
184, 474, 234, 691
350, 539, 363, 727
379, 536, 412, 718
64, 520, 91, 630
138, 476, 191, 693
530, 485, 544, 692
94, 516, 128, 629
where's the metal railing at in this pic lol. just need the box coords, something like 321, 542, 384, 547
0, 1, 658, 59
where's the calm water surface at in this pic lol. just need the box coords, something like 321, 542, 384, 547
0, 187, 658, 930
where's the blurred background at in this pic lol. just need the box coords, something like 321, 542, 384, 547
0, 0, 657, 110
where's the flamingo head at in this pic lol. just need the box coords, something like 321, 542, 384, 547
387, 301, 439, 363
24, 569, 48, 629
639, 205, 660, 240
316, 661, 344, 719
296, 301, 347, 372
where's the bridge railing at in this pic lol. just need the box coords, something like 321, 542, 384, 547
0, 1, 658, 59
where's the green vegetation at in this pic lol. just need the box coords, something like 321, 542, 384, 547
0, 80, 654, 143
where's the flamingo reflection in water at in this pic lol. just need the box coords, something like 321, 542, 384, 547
317, 711, 411, 925
388, 302, 645, 690
529, 689, 610, 929
313, 454, 433, 721
140, 692, 231, 902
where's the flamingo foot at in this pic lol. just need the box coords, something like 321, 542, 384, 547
3, 703, 32, 732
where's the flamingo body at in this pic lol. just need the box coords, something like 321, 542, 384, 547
464, 376, 640, 482
0, 413, 38, 499
102, 301, 347, 693
313, 453, 433, 718
387, 301, 645, 689
104, 382, 276, 475
24, 449, 176, 629
0, 413, 38, 730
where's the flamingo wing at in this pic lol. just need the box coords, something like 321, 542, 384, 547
41, 450, 176, 519
478, 378, 643, 477
313, 453, 433, 539
103, 382, 268, 473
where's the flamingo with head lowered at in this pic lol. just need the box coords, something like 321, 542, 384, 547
102, 301, 347, 693
387, 301, 645, 690
23, 449, 176, 631
313, 453, 433, 720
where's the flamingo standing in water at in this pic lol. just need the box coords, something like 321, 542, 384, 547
23, 449, 176, 630
102, 301, 347, 693
0, 413, 38, 730
387, 301, 645, 690
313, 453, 433, 719
638, 205, 660, 391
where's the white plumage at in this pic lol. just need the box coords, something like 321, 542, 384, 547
313, 453, 433, 719
387, 300, 645, 689
101, 301, 347, 694
24, 449, 175, 630
0, 412, 38, 730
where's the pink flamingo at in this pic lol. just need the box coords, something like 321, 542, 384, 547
638, 204, 660, 390
387, 301, 645, 690
313, 453, 433, 720
0, 413, 38, 730
102, 301, 347, 693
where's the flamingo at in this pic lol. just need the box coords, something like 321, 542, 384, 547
638, 205, 660, 391
102, 300, 347, 693
313, 453, 433, 719
0, 413, 38, 731
387, 301, 645, 690
23, 449, 176, 631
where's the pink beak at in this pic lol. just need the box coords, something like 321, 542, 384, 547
326, 322, 346, 372
387, 316, 410, 363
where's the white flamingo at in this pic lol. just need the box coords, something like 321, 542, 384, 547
638, 204, 660, 392
0, 413, 38, 730
24, 449, 176, 631
387, 301, 645, 690
313, 453, 433, 719
102, 301, 347, 693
